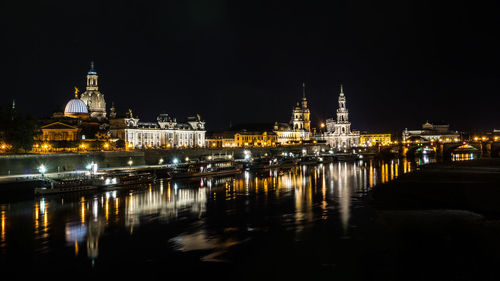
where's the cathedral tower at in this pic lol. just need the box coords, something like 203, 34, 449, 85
334, 84, 351, 134
291, 82, 311, 132
325, 84, 360, 149
80, 61, 107, 120
301, 82, 311, 132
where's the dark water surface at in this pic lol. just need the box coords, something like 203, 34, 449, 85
4, 157, 492, 280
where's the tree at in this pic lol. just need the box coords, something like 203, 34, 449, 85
0, 106, 39, 152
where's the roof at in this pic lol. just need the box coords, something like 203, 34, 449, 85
41, 122, 78, 130
235, 131, 277, 136
64, 99, 88, 114
206, 131, 235, 138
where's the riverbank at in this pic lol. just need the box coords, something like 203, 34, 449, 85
366, 158, 500, 280
0, 145, 326, 176
370, 158, 500, 215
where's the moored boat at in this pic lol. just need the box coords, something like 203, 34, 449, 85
34, 177, 102, 195
249, 157, 298, 171
100, 172, 156, 190
169, 160, 242, 179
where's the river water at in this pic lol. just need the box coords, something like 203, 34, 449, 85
6, 156, 485, 280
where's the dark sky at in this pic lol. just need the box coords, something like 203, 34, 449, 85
2, 0, 499, 133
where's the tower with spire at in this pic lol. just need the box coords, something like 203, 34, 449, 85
291, 82, 311, 134
80, 61, 107, 120
325, 84, 360, 149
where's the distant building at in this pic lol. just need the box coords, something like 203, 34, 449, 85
360, 133, 391, 146
273, 83, 311, 144
234, 131, 277, 147
37, 122, 80, 141
205, 131, 236, 148
324, 85, 360, 149
34, 85, 110, 152
220, 124, 277, 147
402, 122, 460, 142
110, 111, 206, 149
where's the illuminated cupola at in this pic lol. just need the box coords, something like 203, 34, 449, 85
64, 87, 89, 119
80, 61, 107, 120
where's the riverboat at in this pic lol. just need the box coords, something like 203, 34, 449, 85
169, 160, 242, 179
100, 172, 157, 190
34, 177, 101, 195
298, 156, 320, 165
250, 157, 298, 171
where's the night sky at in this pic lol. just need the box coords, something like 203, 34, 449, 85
2, 1, 499, 133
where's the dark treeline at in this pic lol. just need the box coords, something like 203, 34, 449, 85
0, 105, 39, 152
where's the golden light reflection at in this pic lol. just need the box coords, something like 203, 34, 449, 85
80, 199, 86, 224
114, 197, 120, 223
74, 241, 79, 256
105, 199, 109, 223
369, 161, 373, 187
1, 210, 6, 245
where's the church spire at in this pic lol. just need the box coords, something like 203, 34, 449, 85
88, 61, 96, 75
302, 82, 306, 99
340, 84, 344, 96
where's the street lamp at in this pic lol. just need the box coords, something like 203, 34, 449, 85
127, 159, 133, 167
39, 165, 46, 177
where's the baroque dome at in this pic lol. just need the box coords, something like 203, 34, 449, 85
64, 98, 89, 118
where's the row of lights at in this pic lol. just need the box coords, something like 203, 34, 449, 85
33, 142, 111, 152
473, 136, 499, 141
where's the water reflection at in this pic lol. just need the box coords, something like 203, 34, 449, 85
1, 157, 432, 268
452, 152, 476, 161
1, 207, 6, 249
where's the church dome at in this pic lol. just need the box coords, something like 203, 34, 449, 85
64, 98, 89, 118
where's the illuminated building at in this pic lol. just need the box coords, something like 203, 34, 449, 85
324, 85, 360, 149
110, 111, 206, 149
205, 131, 236, 148
38, 122, 80, 141
234, 130, 277, 147
402, 122, 460, 142
360, 134, 391, 146
273, 82, 311, 144
79, 62, 107, 120
35, 86, 109, 151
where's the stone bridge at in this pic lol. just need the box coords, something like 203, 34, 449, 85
377, 141, 500, 158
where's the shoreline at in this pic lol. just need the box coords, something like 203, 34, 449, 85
370, 158, 500, 216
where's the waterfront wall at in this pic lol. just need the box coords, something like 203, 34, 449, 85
0, 151, 145, 176
0, 145, 326, 176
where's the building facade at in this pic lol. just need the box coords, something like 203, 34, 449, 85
37, 122, 80, 141
324, 85, 360, 149
234, 131, 277, 147
274, 83, 311, 144
205, 132, 236, 148
79, 62, 107, 120
110, 112, 206, 149
360, 134, 391, 146
402, 122, 460, 142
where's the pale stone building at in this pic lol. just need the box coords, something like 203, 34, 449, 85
110, 112, 206, 149
324, 85, 360, 149
402, 122, 460, 142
